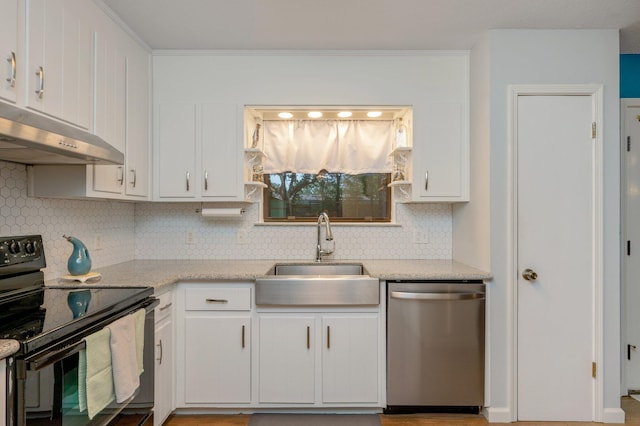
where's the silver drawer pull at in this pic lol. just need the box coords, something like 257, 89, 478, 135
159, 302, 173, 311
206, 298, 228, 304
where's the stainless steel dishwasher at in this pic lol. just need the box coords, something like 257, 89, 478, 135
386, 281, 485, 412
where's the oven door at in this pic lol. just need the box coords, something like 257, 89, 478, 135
14, 298, 157, 426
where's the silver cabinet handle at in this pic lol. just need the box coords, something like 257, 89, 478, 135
204, 171, 208, 191
186, 171, 190, 191
242, 325, 245, 348
307, 326, 310, 349
205, 298, 228, 304
6, 52, 16, 87
156, 339, 163, 364
425, 171, 429, 191
35, 66, 44, 98
117, 166, 124, 185
390, 291, 484, 301
159, 302, 172, 311
130, 169, 137, 188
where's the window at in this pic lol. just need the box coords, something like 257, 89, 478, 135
246, 106, 411, 223
263, 172, 391, 222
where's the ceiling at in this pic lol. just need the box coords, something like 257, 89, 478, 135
101, 0, 640, 53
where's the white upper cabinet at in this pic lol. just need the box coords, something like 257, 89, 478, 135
154, 52, 469, 204
157, 103, 197, 198
155, 102, 242, 201
26, 2, 151, 201
92, 28, 150, 199
412, 101, 468, 201
0, 0, 18, 103
26, 0, 93, 129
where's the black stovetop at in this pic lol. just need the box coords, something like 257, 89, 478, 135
0, 285, 153, 355
0, 234, 154, 356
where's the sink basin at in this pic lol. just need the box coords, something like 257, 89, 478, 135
256, 263, 379, 306
272, 263, 364, 276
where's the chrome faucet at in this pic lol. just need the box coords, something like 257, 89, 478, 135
316, 212, 334, 262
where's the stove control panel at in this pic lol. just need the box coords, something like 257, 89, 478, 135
0, 235, 46, 273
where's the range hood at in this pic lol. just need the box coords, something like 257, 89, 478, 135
0, 102, 124, 165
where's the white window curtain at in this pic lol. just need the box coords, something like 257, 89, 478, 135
261, 120, 394, 174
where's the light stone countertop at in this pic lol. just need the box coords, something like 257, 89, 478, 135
0, 339, 20, 360
46, 259, 491, 291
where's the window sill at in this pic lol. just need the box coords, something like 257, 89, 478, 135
253, 222, 401, 227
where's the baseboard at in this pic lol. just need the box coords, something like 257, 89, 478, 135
484, 406, 512, 423
602, 407, 625, 423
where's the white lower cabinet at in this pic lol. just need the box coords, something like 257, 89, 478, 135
184, 316, 251, 403
258, 316, 315, 403
176, 282, 383, 410
154, 289, 174, 426
258, 313, 380, 406
321, 316, 379, 403
177, 283, 252, 407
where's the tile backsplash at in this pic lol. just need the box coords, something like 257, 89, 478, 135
134, 202, 452, 261
0, 161, 135, 280
1, 160, 452, 280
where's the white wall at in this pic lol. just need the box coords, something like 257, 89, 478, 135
483, 29, 620, 421
0, 160, 135, 280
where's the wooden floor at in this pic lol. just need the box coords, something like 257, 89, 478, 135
163, 396, 640, 425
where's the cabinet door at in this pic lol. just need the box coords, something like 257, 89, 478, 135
157, 103, 197, 198
26, 0, 92, 129
413, 102, 468, 201
154, 318, 173, 426
201, 103, 241, 200
92, 34, 126, 195
322, 316, 379, 403
184, 316, 251, 403
0, 0, 18, 103
125, 49, 150, 198
259, 316, 315, 403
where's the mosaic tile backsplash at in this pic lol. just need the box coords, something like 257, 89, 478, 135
1, 160, 452, 279
0, 161, 135, 281
134, 202, 452, 261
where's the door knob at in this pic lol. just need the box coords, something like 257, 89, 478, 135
522, 268, 538, 281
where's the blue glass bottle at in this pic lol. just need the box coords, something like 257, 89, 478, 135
63, 235, 92, 275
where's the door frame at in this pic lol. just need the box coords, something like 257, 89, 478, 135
506, 84, 604, 422
621, 98, 640, 395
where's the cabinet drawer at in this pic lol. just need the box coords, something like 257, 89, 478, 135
155, 290, 174, 322
185, 287, 251, 311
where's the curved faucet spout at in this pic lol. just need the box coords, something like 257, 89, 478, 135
316, 212, 334, 262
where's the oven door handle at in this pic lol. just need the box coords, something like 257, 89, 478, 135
26, 340, 86, 371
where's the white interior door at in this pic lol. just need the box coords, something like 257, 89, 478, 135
516, 94, 595, 421
624, 100, 640, 392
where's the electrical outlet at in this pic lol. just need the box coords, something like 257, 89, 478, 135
185, 230, 195, 244
413, 230, 429, 244
237, 229, 248, 244
94, 234, 103, 250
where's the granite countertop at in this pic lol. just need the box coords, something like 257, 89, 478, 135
0, 339, 20, 360
47, 259, 491, 291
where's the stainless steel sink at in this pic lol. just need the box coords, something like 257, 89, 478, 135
256, 263, 379, 306
272, 263, 364, 276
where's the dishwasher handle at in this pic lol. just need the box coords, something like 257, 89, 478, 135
390, 291, 484, 301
